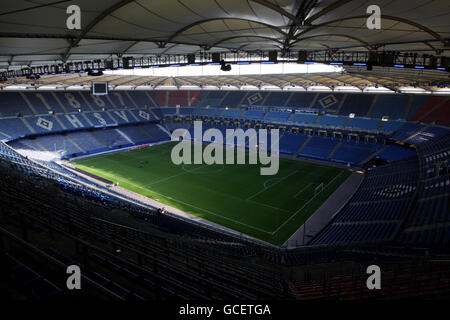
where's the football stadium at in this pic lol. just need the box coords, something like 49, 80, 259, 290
0, 0, 449, 307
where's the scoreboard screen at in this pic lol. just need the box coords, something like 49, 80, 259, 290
92, 82, 108, 95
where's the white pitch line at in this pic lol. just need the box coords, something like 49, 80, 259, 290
271, 171, 344, 235
77, 166, 272, 234
247, 199, 293, 214
263, 177, 279, 189
246, 170, 299, 201
147, 189, 273, 234
142, 163, 210, 187
293, 182, 312, 199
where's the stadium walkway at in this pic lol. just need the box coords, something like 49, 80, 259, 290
283, 170, 365, 249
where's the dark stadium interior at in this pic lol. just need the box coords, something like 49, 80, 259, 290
0, 0, 450, 305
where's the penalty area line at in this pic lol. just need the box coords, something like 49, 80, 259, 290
271, 171, 344, 235
80, 166, 273, 234
293, 182, 312, 199
246, 170, 298, 201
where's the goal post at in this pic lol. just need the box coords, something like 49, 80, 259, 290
314, 182, 324, 196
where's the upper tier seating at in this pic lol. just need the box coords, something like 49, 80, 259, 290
167, 91, 188, 107
198, 91, 224, 107
346, 118, 381, 131
262, 92, 290, 107
312, 93, 344, 112
242, 109, 265, 120
179, 107, 194, 116
316, 115, 347, 127
192, 107, 223, 117
381, 120, 406, 134
0, 92, 35, 117
288, 92, 315, 108
159, 107, 177, 117
370, 95, 409, 119
220, 91, 246, 107
406, 95, 430, 120
264, 110, 291, 122
338, 94, 374, 117
289, 113, 317, 124
221, 108, 244, 118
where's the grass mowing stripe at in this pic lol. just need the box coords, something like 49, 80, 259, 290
72, 142, 351, 245
72, 162, 273, 234
145, 188, 273, 234
271, 171, 345, 235
143, 163, 210, 187
246, 170, 298, 201
246, 199, 294, 214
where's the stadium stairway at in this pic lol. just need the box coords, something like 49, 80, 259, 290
65, 135, 87, 153
20, 118, 37, 134
359, 145, 389, 165
402, 124, 431, 143
402, 96, 414, 120
286, 112, 295, 122
136, 126, 155, 140
415, 97, 449, 123
343, 117, 351, 128
157, 124, 171, 137
326, 141, 342, 160
295, 135, 312, 156
115, 129, 135, 145
91, 131, 111, 148
365, 95, 380, 118
30, 139, 48, 152
148, 108, 160, 121
217, 92, 229, 107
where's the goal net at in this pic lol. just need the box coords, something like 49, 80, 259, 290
314, 182, 324, 196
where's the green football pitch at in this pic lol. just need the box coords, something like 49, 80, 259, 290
72, 142, 352, 245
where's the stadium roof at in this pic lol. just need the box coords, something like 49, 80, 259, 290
0, 0, 449, 68
2, 67, 449, 94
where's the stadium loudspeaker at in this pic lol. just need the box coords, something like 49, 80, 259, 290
269, 51, 278, 63
187, 54, 195, 64
429, 56, 437, 68
369, 52, 394, 66
381, 53, 395, 65
368, 51, 378, 63
105, 60, 114, 69
220, 60, 231, 72
123, 57, 133, 69
297, 50, 307, 63
212, 52, 221, 63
